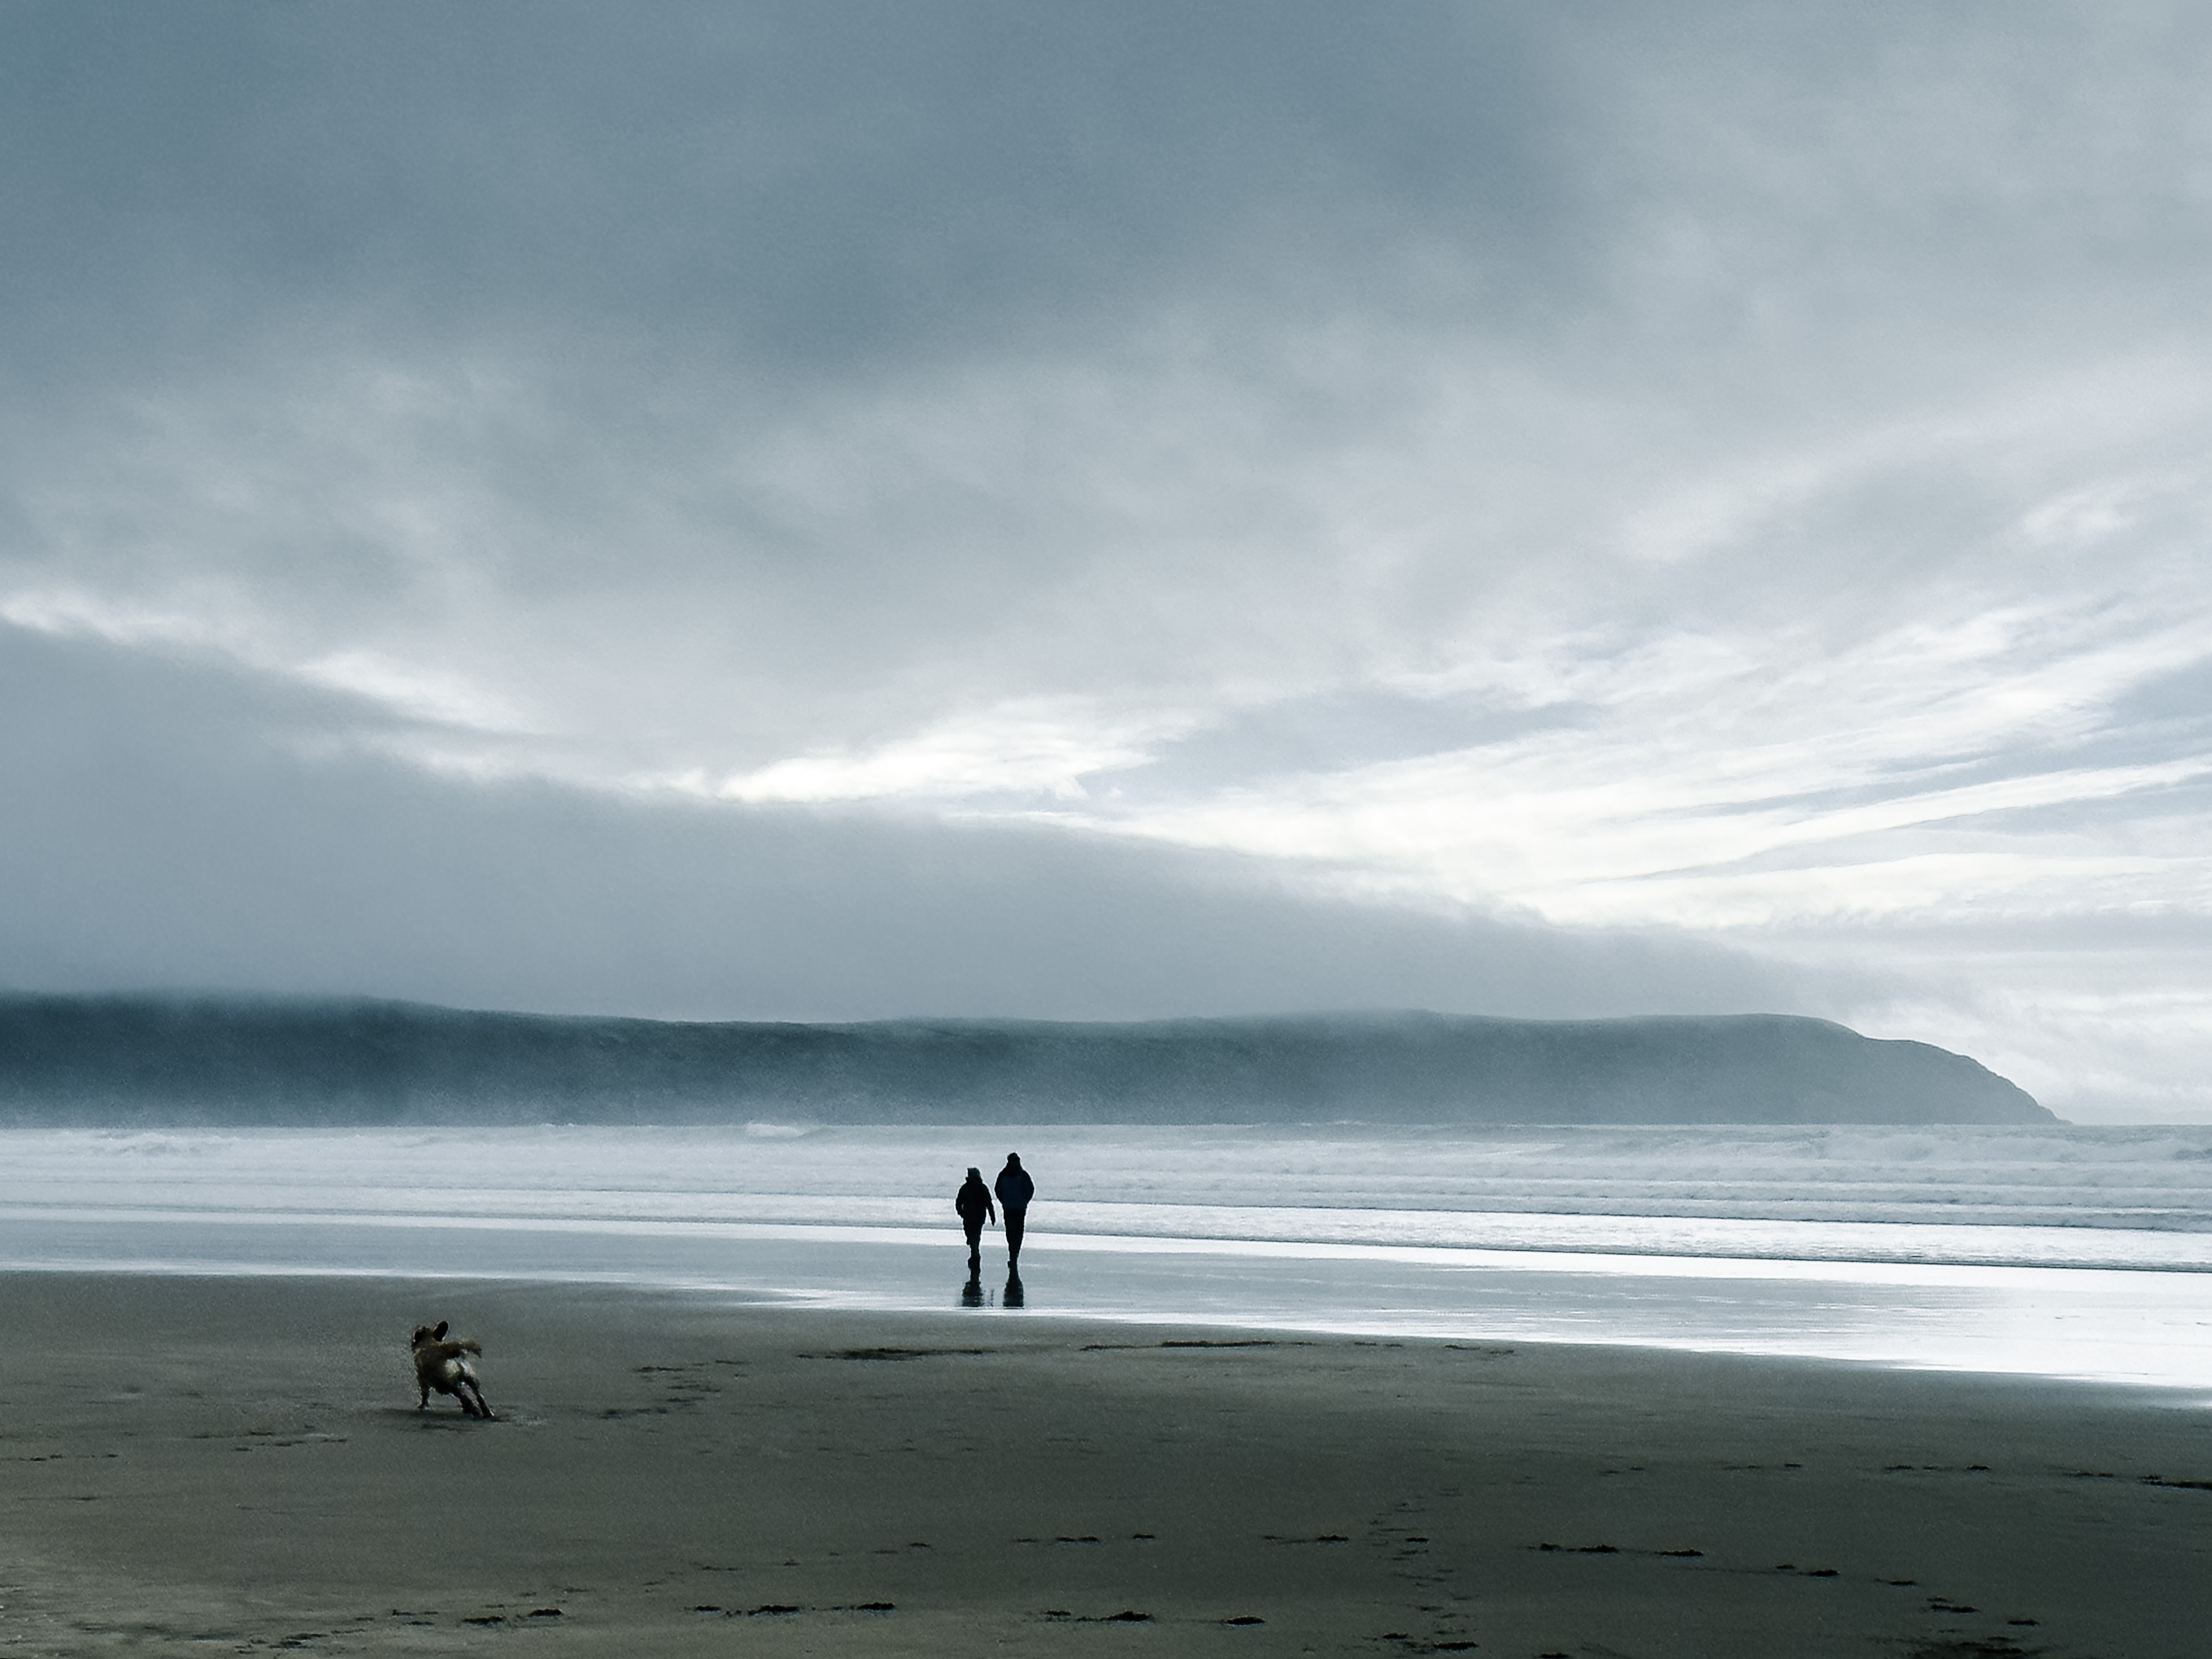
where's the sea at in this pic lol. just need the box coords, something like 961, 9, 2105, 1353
4, 1121, 2211, 1392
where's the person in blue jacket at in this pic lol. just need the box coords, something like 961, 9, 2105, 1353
994, 1152, 1035, 1267
954, 1166, 995, 1270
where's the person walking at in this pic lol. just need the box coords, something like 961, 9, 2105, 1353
955, 1166, 996, 1270
994, 1152, 1035, 1268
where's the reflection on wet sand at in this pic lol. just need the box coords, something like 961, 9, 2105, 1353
957, 1264, 1027, 1309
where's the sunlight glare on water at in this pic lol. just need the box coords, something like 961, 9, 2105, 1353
3, 1124, 2210, 1389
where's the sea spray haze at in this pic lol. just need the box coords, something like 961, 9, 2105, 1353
0, 996, 2048, 1126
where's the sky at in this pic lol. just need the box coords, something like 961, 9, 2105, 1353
3, 3, 2210, 1121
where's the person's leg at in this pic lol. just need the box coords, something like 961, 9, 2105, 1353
964, 1221, 982, 1264
1005, 1209, 1025, 1263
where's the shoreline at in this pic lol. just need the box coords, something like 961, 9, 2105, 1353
21, 1202, 2212, 1274
1, 1272, 2207, 1656
7, 1212, 2212, 1390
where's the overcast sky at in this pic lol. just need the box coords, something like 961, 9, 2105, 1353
4, 3, 2209, 1120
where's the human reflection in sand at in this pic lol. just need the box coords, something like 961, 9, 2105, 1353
962, 1266, 1026, 1309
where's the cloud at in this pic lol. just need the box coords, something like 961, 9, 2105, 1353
1, 5, 2210, 1113
0, 624, 1810, 1025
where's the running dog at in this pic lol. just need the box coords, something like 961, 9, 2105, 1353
410, 1321, 493, 1418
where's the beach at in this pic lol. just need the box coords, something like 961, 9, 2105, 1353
1, 1273, 2206, 1657
12, 1125, 2212, 1390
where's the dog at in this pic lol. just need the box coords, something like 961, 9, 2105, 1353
410, 1321, 493, 1418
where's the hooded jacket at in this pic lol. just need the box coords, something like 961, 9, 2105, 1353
994, 1159, 1035, 1214
955, 1172, 996, 1225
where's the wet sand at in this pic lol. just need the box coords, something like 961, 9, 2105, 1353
0, 1273, 2206, 1657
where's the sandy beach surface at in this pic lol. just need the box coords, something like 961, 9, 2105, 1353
1, 1273, 2206, 1657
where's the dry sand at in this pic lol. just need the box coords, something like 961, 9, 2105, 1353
0, 1272, 2206, 1657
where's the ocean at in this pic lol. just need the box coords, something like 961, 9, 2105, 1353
5, 1122, 2210, 1391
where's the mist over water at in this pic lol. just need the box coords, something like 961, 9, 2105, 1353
6, 1123, 2212, 1390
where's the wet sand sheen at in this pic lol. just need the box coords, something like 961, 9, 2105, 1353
0, 1274, 2206, 1657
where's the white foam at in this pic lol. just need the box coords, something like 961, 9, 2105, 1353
6, 1123, 2212, 1388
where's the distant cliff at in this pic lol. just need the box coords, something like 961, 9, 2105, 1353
0, 995, 2053, 1126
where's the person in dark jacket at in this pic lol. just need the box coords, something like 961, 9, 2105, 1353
955, 1166, 996, 1269
994, 1153, 1035, 1267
